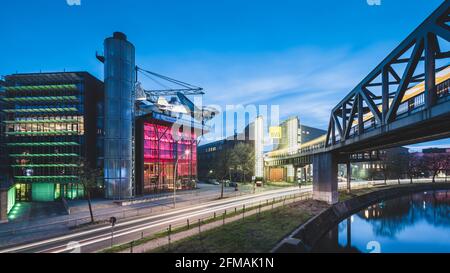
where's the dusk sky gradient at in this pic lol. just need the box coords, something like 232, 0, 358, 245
1, 0, 449, 150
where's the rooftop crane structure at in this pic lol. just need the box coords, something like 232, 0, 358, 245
135, 66, 219, 134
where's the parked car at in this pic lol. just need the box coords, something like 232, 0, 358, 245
228, 182, 239, 188
208, 179, 220, 185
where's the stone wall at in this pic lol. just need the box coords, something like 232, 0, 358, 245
0, 188, 8, 223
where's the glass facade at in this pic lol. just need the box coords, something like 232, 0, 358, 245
1, 73, 103, 202
103, 32, 136, 199
7, 186, 16, 214
142, 122, 197, 194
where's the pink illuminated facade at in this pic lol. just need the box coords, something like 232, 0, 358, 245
136, 116, 198, 195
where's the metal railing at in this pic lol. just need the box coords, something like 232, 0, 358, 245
105, 178, 450, 253
107, 191, 314, 253
0, 186, 284, 237
2, 178, 448, 249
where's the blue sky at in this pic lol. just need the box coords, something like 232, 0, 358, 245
1, 0, 449, 150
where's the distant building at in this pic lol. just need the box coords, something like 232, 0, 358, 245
299, 124, 327, 144
422, 148, 450, 154
197, 120, 261, 181
347, 147, 410, 180
274, 117, 327, 150
266, 116, 326, 182
197, 139, 250, 181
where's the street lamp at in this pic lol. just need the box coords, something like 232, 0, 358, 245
174, 149, 190, 207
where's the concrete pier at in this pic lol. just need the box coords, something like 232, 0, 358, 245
312, 152, 338, 204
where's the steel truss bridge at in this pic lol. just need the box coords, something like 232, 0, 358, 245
265, 1, 450, 203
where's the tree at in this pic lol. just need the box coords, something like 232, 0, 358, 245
379, 150, 409, 184
215, 143, 239, 198
231, 143, 255, 182
366, 165, 378, 182
423, 153, 450, 183
379, 151, 392, 185
443, 154, 450, 182
406, 153, 426, 184
77, 157, 101, 224
391, 152, 409, 184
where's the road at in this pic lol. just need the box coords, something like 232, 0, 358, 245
3, 178, 433, 253
0, 186, 307, 253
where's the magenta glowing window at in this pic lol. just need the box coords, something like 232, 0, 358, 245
143, 122, 197, 177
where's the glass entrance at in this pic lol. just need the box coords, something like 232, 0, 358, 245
32, 183, 55, 202
143, 163, 158, 194
161, 163, 175, 191
15, 183, 31, 202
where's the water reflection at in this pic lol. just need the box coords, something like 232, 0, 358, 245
313, 190, 450, 253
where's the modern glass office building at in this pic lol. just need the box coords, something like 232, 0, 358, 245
0, 33, 208, 211
135, 113, 199, 195
0, 72, 104, 202
0, 80, 7, 181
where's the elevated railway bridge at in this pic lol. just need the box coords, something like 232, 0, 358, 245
265, 1, 450, 203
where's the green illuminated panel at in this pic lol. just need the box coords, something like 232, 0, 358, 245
14, 176, 79, 184
14, 175, 78, 183
66, 185, 85, 200
12, 164, 79, 168
3, 107, 78, 113
5, 84, 78, 92
7, 187, 16, 214
3, 119, 80, 124
6, 131, 80, 136
10, 153, 79, 158
54, 184, 61, 200
32, 183, 55, 202
1, 96, 78, 102
15, 176, 78, 179
7, 142, 80, 147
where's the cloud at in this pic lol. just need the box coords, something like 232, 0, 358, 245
137, 42, 450, 147
137, 42, 394, 138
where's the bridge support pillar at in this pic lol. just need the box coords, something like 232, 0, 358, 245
286, 165, 295, 182
312, 152, 338, 204
293, 167, 298, 184
346, 162, 352, 194
303, 166, 308, 183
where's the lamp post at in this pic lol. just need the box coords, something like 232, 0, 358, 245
174, 149, 190, 207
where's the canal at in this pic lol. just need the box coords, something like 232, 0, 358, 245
313, 190, 450, 253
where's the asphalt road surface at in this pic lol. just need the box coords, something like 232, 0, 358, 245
0, 186, 306, 253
